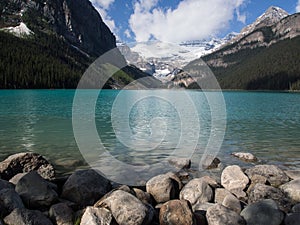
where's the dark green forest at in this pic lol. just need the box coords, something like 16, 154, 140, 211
0, 31, 90, 88
0, 31, 156, 89
202, 37, 300, 90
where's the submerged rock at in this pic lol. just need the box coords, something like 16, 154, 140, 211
240, 199, 284, 225
206, 204, 245, 225
0, 152, 55, 180
4, 208, 53, 225
159, 200, 195, 225
245, 165, 289, 187
61, 169, 111, 207
231, 152, 258, 162
15, 171, 58, 209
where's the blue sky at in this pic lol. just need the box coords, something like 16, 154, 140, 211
91, 0, 300, 43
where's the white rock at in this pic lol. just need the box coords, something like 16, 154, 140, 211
231, 152, 258, 162
221, 165, 249, 198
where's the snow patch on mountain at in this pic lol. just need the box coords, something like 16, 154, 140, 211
2, 22, 34, 37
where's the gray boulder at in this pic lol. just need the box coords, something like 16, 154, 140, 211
61, 169, 111, 207
49, 203, 73, 225
247, 174, 267, 193
206, 204, 245, 225
180, 178, 213, 208
284, 170, 300, 180
240, 199, 284, 225
280, 179, 300, 203
0, 188, 24, 217
198, 176, 219, 188
221, 165, 249, 199
4, 208, 53, 225
292, 203, 300, 213
245, 165, 289, 187
159, 200, 195, 225
248, 183, 291, 212
146, 173, 181, 203
0, 179, 14, 190
193, 202, 216, 213
0, 152, 55, 180
133, 188, 153, 205
222, 194, 241, 214
80, 207, 115, 225
15, 171, 58, 209
95, 190, 153, 225
284, 213, 300, 225
214, 188, 234, 204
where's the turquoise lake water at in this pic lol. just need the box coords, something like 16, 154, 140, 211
0, 90, 300, 177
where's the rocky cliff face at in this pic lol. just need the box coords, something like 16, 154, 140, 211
1, 0, 116, 56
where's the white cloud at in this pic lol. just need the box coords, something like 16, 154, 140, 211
91, 0, 116, 33
92, 0, 115, 10
129, 0, 247, 43
236, 9, 246, 24
124, 29, 132, 38
297, 0, 300, 12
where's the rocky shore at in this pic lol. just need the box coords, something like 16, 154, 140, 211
0, 152, 299, 225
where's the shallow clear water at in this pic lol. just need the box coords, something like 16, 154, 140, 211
0, 90, 299, 177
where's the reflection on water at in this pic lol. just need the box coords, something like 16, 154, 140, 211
0, 90, 300, 177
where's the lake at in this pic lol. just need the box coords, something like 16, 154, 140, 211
0, 90, 299, 182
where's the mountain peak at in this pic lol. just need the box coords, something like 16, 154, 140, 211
240, 6, 289, 36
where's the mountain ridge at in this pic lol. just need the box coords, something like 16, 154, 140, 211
185, 7, 300, 90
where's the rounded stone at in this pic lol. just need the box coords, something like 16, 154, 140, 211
15, 171, 58, 209
245, 165, 289, 187
221, 165, 249, 197
61, 169, 112, 207
180, 178, 213, 208
240, 199, 284, 225
280, 179, 300, 203
146, 173, 180, 203
206, 204, 245, 225
95, 190, 153, 225
159, 200, 195, 225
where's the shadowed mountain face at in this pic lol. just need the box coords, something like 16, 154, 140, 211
0, 0, 116, 57
0, 0, 160, 89
185, 7, 300, 90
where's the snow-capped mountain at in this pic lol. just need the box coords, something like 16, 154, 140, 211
229, 6, 289, 44
117, 33, 237, 79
